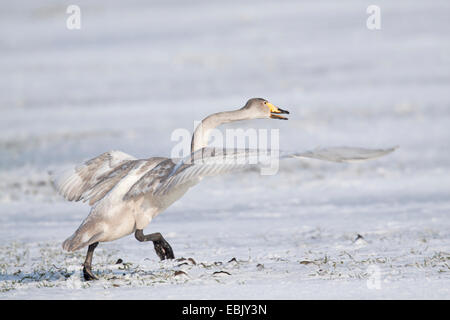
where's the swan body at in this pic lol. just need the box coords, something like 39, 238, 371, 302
56, 98, 286, 252
58, 155, 199, 251
53, 98, 396, 280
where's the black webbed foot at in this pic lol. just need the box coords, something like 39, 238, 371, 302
153, 238, 175, 260
83, 265, 99, 281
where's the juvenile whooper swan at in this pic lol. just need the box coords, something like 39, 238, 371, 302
54, 98, 395, 280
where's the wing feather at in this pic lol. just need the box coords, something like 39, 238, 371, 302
92, 145, 397, 200
152, 146, 397, 196
53, 150, 137, 204
289, 146, 398, 163
122, 158, 176, 200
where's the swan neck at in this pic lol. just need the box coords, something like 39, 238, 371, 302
190, 108, 250, 153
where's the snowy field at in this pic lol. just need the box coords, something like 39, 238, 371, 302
1, 0, 449, 299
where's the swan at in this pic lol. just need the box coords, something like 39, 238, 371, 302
53, 98, 396, 280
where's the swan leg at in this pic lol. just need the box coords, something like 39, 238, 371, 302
83, 242, 99, 281
135, 229, 175, 260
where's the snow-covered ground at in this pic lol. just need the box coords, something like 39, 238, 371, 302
1, 0, 449, 299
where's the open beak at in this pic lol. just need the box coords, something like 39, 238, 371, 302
267, 102, 289, 120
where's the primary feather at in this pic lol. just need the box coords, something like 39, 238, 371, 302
53, 150, 137, 205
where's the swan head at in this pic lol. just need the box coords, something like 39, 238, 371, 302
242, 98, 289, 120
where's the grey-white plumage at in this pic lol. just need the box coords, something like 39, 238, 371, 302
53, 98, 396, 253
56, 154, 175, 251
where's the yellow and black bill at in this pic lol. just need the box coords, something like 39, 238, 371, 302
266, 101, 289, 120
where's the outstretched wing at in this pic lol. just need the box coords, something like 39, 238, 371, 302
152, 146, 397, 196
289, 146, 398, 163
52, 150, 137, 204
123, 149, 260, 200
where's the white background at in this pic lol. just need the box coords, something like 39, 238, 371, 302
0, 0, 449, 298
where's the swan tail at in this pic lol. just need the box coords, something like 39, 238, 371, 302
62, 230, 103, 252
